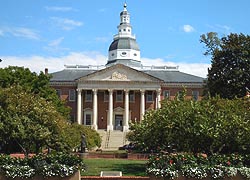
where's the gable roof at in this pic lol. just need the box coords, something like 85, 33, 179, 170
50, 64, 204, 84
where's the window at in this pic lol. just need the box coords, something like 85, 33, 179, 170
129, 91, 135, 102
116, 90, 123, 102
56, 89, 61, 97
85, 114, 92, 125
146, 91, 154, 102
177, 91, 184, 100
163, 90, 170, 100
85, 90, 92, 102
70, 115, 76, 123
123, 29, 126, 31
69, 89, 76, 101
192, 91, 199, 101
104, 90, 109, 102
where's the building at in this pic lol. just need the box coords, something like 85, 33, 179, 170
50, 3, 204, 133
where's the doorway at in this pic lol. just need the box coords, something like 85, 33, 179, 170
115, 115, 123, 131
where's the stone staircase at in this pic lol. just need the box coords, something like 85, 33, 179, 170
97, 130, 129, 150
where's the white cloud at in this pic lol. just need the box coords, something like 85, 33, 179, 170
0, 30, 4, 36
206, 24, 232, 34
0, 53, 209, 78
50, 17, 83, 30
48, 37, 64, 47
1, 27, 40, 40
183, 24, 195, 33
45, 6, 76, 12
141, 57, 209, 78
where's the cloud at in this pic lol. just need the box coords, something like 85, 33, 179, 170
183, 25, 195, 33
50, 17, 83, 30
45, 6, 76, 12
0, 52, 107, 73
206, 24, 232, 35
141, 57, 209, 78
0, 53, 209, 78
48, 37, 64, 47
0, 27, 40, 40
95, 37, 109, 43
0, 30, 4, 36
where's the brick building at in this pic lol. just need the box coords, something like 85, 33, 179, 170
50, 3, 204, 132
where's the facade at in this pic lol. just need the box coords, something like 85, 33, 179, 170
50, 4, 205, 132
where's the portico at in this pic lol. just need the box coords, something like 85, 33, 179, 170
75, 64, 162, 132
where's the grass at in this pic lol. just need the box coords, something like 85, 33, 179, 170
81, 158, 147, 176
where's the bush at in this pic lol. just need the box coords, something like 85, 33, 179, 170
0, 153, 85, 179
146, 153, 250, 179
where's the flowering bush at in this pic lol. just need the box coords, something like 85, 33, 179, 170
146, 153, 250, 179
0, 153, 85, 179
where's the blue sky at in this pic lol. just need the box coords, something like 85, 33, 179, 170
0, 0, 249, 77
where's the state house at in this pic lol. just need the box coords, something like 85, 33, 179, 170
50, 4, 204, 135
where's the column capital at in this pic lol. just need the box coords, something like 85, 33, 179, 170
108, 89, 113, 93
92, 89, 98, 94
77, 88, 82, 92
156, 88, 161, 94
124, 89, 130, 94
140, 89, 145, 94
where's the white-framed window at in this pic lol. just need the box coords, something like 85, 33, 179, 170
129, 90, 135, 102
192, 91, 199, 101
69, 89, 76, 101
116, 90, 123, 102
85, 90, 92, 102
163, 90, 170, 100
104, 90, 109, 102
85, 114, 92, 125
146, 91, 154, 102
56, 89, 61, 97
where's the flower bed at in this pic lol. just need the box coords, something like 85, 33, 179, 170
0, 153, 85, 179
146, 153, 250, 179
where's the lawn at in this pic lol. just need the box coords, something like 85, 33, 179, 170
81, 158, 148, 176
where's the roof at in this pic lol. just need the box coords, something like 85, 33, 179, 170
109, 37, 140, 51
50, 66, 204, 83
50, 69, 96, 82
144, 70, 204, 83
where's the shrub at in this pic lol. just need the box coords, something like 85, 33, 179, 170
0, 153, 85, 179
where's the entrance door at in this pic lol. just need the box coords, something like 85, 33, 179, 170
115, 115, 123, 131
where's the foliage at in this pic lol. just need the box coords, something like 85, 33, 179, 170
0, 85, 70, 155
62, 123, 101, 150
127, 97, 250, 154
0, 153, 85, 179
0, 66, 70, 118
146, 153, 250, 179
200, 33, 250, 99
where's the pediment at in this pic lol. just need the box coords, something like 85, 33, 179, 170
77, 64, 162, 82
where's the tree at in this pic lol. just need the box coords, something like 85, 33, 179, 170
0, 86, 69, 155
0, 66, 70, 118
200, 33, 250, 99
127, 97, 250, 154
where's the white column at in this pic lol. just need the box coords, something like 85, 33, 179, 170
156, 89, 161, 109
107, 89, 113, 131
92, 89, 98, 130
77, 89, 82, 124
124, 89, 129, 132
140, 89, 145, 121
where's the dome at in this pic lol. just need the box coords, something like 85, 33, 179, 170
109, 38, 140, 51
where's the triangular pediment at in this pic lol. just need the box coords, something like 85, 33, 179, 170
77, 64, 162, 82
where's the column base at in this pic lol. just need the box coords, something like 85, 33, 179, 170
92, 124, 98, 131
123, 125, 129, 132
107, 125, 113, 131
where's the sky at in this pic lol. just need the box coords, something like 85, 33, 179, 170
0, 0, 250, 78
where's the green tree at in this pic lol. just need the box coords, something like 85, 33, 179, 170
0, 66, 70, 118
0, 86, 69, 155
200, 33, 250, 99
128, 97, 250, 154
